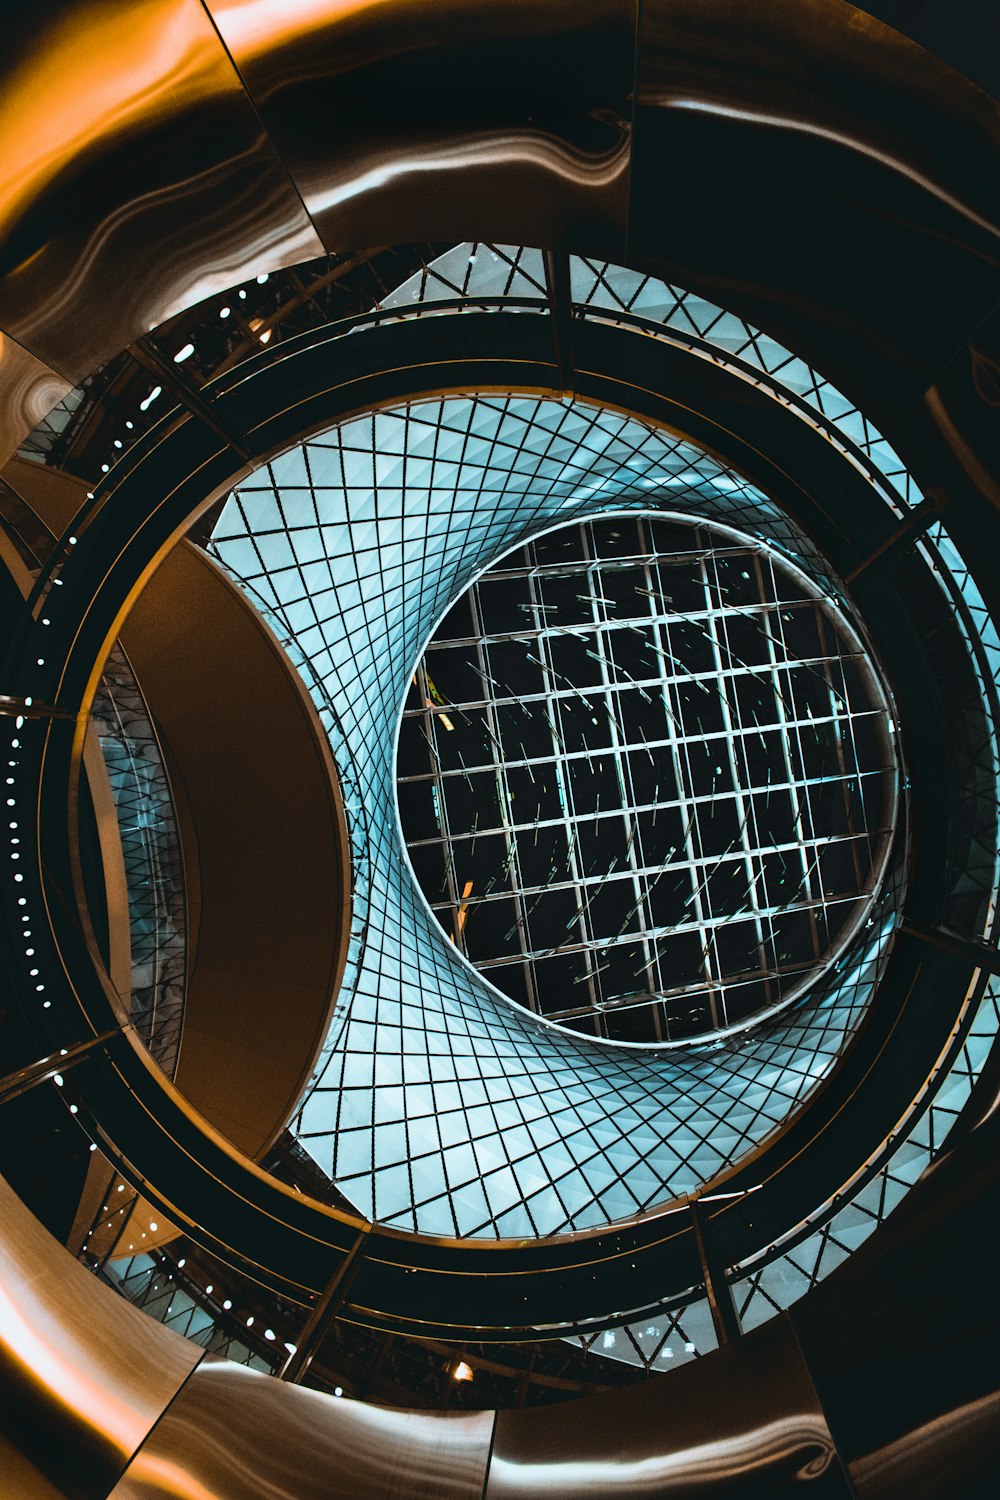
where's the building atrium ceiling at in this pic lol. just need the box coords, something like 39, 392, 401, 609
2, 4, 1000, 1497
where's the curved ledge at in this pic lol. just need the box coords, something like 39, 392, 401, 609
120, 540, 352, 1160
7, 1093, 1000, 1497
2, 454, 353, 1166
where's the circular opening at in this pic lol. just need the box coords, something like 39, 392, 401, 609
398, 512, 898, 1044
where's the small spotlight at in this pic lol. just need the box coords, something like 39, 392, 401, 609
452, 1360, 473, 1382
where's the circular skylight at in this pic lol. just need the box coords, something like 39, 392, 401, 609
207, 388, 906, 1237
398, 513, 897, 1043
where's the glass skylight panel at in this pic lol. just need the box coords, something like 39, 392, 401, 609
210, 392, 903, 1238
399, 514, 896, 1044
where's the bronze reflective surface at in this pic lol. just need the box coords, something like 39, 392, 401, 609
0, 1173, 202, 1500
487, 1315, 851, 1498
0, 0, 323, 382
120, 541, 354, 1158
0, 330, 72, 465
208, 0, 633, 255
110, 1359, 494, 1500
6, 449, 354, 1163
1, 3, 1000, 1497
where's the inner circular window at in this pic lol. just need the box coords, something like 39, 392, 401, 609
397, 513, 898, 1044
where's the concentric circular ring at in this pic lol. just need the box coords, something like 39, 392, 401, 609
4, 267, 995, 1337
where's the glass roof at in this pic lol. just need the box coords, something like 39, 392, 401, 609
399, 512, 896, 1045
209, 391, 900, 1238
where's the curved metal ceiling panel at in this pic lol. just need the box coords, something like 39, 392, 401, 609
0, 0, 323, 382
0, 330, 72, 467
206, 0, 634, 255
629, 0, 1000, 418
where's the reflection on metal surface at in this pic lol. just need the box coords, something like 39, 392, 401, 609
208, 0, 633, 252
0, 330, 72, 466
487, 1315, 849, 1497
634, 0, 1000, 238
0, 1174, 201, 1500
0, 0, 322, 382
628, 0, 1000, 417
110, 1360, 493, 1500
850, 1389, 1000, 1500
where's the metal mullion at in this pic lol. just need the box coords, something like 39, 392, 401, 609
422, 590, 844, 647
479, 924, 833, 984
751, 550, 823, 962
398, 714, 881, 786
701, 554, 773, 1003
471, 893, 849, 982
637, 548, 674, 1009
329, 430, 391, 709
483, 542, 748, 583
587, 535, 662, 1032
405, 768, 888, 854
716, 589, 782, 1007
518, 553, 570, 1015
691, 554, 732, 1026
431, 829, 872, 905
651, 545, 721, 1030
414, 660, 465, 949
421, 401, 476, 662
401, 690, 880, 752
549, 522, 604, 1024
776, 596, 865, 934
812, 606, 870, 890
470, 581, 537, 1002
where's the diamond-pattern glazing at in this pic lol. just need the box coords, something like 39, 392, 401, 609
209, 393, 900, 1238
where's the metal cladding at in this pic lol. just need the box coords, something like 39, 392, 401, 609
0, 1175, 201, 1500
0, 330, 71, 465
108, 1361, 495, 1500
208, 0, 634, 255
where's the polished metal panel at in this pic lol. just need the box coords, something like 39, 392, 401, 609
0, 1174, 201, 1500
903, 297, 1000, 552
487, 1314, 851, 1497
207, 0, 633, 255
628, 0, 1000, 423
110, 1360, 494, 1500
8, 441, 355, 1164
0, 329, 72, 465
790, 1086, 1000, 1500
0, 0, 323, 382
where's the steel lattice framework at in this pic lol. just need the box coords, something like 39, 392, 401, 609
400, 514, 895, 1044
209, 390, 902, 1240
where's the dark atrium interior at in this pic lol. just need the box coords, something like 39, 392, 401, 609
2, 3, 1000, 1497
